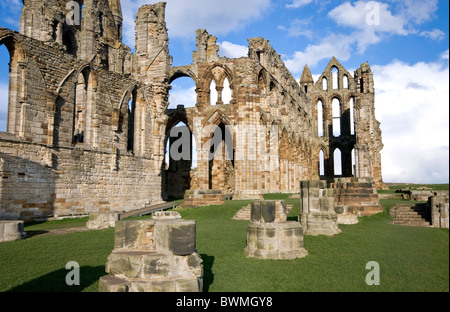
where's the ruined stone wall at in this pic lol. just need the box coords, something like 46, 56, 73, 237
20, 0, 130, 74
166, 32, 315, 199
0, 27, 162, 220
0, 137, 161, 220
305, 58, 385, 189
1, 1, 386, 220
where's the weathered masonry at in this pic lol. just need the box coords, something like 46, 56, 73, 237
0, 1, 385, 221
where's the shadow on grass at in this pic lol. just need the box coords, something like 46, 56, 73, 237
7, 266, 105, 292
201, 254, 215, 292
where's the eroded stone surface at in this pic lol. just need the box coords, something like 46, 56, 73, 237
100, 218, 203, 292
1, 0, 385, 221
244, 201, 308, 260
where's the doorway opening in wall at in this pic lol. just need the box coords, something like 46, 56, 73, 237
168, 77, 196, 109
208, 122, 234, 193
351, 148, 356, 177
163, 121, 197, 200
0, 44, 10, 133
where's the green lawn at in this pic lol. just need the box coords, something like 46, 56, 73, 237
0, 194, 448, 292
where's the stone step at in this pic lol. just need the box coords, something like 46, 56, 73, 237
392, 220, 431, 227
392, 204, 430, 227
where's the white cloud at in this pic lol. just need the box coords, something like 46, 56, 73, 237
373, 55, 449, 183
278, 18, 314, 39
219, 41, 248, 59
441, 50, 449, 61
396, 0, 439, 25
168, 79, 196, 109
283, 33, 354, 75
328, 1, 408, 35
121, 0, 271, 49
284, 0, 445, 76
286, 0, 314, 9
0, 0, 22, 12
420, 29, 446, 41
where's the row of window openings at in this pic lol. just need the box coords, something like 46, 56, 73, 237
322, 68, 349, 91
317, 98, 355, 137
168, 77, 232, 109
319, 149, 356, 176
210, 78, 232, 105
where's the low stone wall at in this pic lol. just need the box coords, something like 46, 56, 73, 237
182, 189, 225, 209
0, 140, 162, 221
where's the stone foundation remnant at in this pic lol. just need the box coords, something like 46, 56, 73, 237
333, 177, 383, 224
182, 190, 225, 209
299, 180, 342, 236
86, 212, 120, 230
0, 220, 26, 242
244, 200, 308, 260
99, 211, 203, 292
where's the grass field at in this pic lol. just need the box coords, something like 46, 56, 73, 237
0, 189, 448, 292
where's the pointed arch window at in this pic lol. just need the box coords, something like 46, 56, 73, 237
222, 78, 232, 104
334, 148, 342, 176
0, 44, 9, 132
343, 75, 349, 89
74, 70, 89, 143
319, 150, 325, 176
332, 98, 341, 137
127, 88, 137, 152
322, 77, 328, 91
317, 100, 324, 137
210, 79, 218, 105
350, 97, 355, 135
332, 67, 339, 90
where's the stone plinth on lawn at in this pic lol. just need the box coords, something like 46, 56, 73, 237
99, 212, 203, 292
0, 220, 26, 242
244, 200, 308, 260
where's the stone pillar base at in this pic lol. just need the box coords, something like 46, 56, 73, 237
0, 220, 26, 242
300, 212, 342, 236
99, 212, 203, 292
244, 201, 308, 260
244, 222, 308, 260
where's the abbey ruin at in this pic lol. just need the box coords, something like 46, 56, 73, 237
0, 1, 386, 221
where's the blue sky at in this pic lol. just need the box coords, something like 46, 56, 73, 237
0, 0, 449, 184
